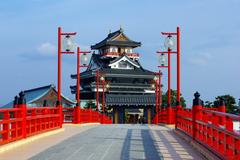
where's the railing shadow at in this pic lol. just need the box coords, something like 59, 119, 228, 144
120, 126, 163, 160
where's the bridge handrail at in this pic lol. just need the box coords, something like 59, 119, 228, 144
202, 109, 240, 120
0, 104, 61, 146
176, 94, 240, 159
62, 107, 112, 124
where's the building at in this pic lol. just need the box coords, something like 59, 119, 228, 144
1, 84, 75, 108
70, 28, 156, 124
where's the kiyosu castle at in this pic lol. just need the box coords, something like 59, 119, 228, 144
70, 28, 157, 124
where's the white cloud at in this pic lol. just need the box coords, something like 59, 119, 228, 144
188, 52, 213, 66
37, 42, 56, 56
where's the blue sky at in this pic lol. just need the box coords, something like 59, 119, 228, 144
0, 0, 239, 106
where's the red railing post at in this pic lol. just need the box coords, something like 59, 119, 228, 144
18, 91, 27, 138
2, 111, 10, 142
175, 103, 182, 129
90, 109, 93, 123
79, 109, 81, 123
167, 107, 173, 124
74, 106, 80, 124
192, 92, 202, 140
13, 96, 18, 118
218, 98, 226, 126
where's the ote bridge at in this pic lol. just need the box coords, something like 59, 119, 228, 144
0, 92, 239, 160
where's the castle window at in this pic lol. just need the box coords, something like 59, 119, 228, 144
125, 48, 132, 53
119, 61, 127, 68
111, 47, 117, 53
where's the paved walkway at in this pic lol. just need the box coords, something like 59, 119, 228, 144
0, 124, 205, 160
0, 124, 99, 160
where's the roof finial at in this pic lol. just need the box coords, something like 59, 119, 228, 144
109, 29, 111, 34
120, 25, 123, 32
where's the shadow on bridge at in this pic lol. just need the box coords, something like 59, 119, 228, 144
152, 128, 202, 159
119, 127, 163, 160
1, 124, 204, 160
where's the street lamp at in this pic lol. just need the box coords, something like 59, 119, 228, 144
153, 75, 159, 124
100, 76, 105, 113
57, 27, 76, 127
151, 84, 155, 89
75, 47, 91, 124
159, 53, 167, 67
164, 35, 175, 50
158, 71, 163, 112
157, 27, 181, 108
96, 70, 100, 111
62, 35, 75, 52
157, 27, 181, 124
106, 83, 110, 90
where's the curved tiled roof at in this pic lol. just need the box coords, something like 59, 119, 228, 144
91, 29, 141, 49
106, 94, 155, 106
109, 55, 140, 68
1, 84, 75, 108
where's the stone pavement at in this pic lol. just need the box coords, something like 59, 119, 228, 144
0, 124, 205, 160
0, 124, 99, 160
30, 124, 204, 160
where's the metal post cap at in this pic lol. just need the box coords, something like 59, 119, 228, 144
193, 91, 202, 106
194, 92, 200, 99
219, 97, 225, 106
18, 91, 26, 104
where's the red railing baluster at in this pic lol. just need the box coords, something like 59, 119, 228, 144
175, 92, 240, 159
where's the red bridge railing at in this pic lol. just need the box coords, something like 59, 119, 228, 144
0, 106, 61, 146
63, 108, 74, 123
176, 92, 240, 159
152, 108, 176, 124
62, 108, 113, 124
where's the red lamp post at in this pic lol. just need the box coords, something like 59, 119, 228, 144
100, 76, 105, 114
96, 70, 100, 111
158, 71, 163, 112
154, 75, 159, 124
75, 47, 91, 124
57, 27, 77, 127
157, 26, 181, 124
96, 72, 110, 123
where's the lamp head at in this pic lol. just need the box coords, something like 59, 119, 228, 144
62, 35, 75, 52
158, 53, 167, 66
164, 35, 175, 50
81, 53, 89, 66
151, 84, 155, 89
100, 76, 105, 81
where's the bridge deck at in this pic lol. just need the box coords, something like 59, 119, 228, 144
0, 124, 205, 160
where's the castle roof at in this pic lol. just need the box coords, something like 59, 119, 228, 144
1, 84, 75, 108
91, 29, 141, 49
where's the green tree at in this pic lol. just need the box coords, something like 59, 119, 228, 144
161, 89, 186, 108
213, 95, 237, 113
205, 101, 213, 108
84, 100, 96, 109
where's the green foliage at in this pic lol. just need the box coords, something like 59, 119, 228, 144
213, 95, 238, 113
161, 89, 186, 108
204, 101, 214, 108
84, 100, 96, 109
204, 95, 238, 113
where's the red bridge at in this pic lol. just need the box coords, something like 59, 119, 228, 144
0, 92, 239, 160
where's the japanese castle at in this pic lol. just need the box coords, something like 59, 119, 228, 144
71, 28, 156, 124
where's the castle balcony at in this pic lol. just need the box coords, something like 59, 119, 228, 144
102, 52, 140, 58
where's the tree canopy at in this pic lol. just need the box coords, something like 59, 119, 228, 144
161, 89, 186, 108
205, 94, 238, 113
83, 100, 96, 109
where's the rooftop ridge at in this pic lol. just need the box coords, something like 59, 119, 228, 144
24, 84, 55, 93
